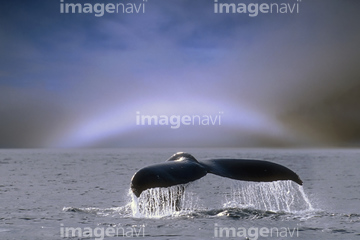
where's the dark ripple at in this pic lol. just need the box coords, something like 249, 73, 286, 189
331, 228, 354, 234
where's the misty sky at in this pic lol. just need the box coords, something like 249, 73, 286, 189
1, 0, 360, 148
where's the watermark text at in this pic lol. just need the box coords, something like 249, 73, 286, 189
214, 0, 302, 17
60, 224, 145, 240
214, 223, 299, 239
60, 0, 147, 17
135, 111, 223, 129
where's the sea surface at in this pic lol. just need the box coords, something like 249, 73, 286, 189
1, 148, 359, 240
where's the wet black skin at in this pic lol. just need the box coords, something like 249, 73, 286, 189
131, 152, 303, 198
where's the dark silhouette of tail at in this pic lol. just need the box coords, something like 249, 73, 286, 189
131, 152, 302, 197
202, 158, 303, 185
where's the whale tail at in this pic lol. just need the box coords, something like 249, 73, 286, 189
131, 152, 302, 197
202, 158, 303, 185
131, 153, 207, 197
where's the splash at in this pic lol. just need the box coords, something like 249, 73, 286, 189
129, 180, 313, 218
130, 184, 200, 218
223, 180, 313, 212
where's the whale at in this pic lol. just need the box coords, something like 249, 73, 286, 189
131, 152, 303, 197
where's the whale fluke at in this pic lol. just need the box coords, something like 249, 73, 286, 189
130, 152, 302, 197
131, 153, 207, 197
202, 158, 303, 185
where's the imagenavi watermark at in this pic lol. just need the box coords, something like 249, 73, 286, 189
214, 0, 302, 17
60, 0, 148, 17
214, 223, 299, 239
135, 111, 223, 129
60, 224, 145, 239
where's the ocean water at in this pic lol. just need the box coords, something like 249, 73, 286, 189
1, 148, 359, 240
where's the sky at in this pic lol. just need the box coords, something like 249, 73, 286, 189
0, 0, 359, 148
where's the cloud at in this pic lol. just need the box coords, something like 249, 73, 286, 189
1, 0, 360, 147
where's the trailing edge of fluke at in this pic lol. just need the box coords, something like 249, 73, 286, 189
130, 152, 303, 197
